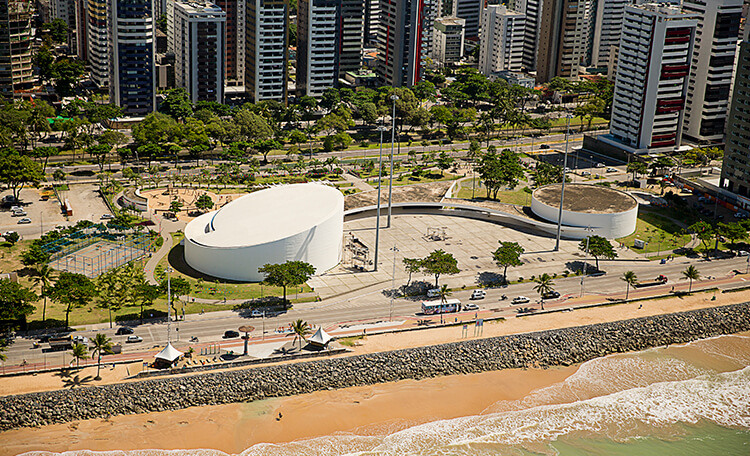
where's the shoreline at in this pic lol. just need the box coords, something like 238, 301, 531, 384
0, 365, 578, 456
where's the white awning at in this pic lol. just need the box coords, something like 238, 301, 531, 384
308, 327, 332, 346
154, 342, 183, 362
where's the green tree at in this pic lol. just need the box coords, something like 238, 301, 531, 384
97, 270, 123, 329
493, 241, 524, 283
420, 249, 459, 287
291, 319, 311, 349
160, 88, 194, 120
0, 148, 45, 200
288, 129, 307, 148
688, 221, 715, 257
135, 283, 162, 324
436, 151, 454, 176
253, 139, 283, 162
0, 280, 37, 324
234, 109, 273, 142
627, 161, 649, 182
533, 273, 555, 310
71, 342, 88, 369
90, 333, 113, 380
532, 161, 565, 187
621, 271, 638, 300
21, 244, 50, 268
48, 272, 97, 328
195, 193, 214, 212
476, 149, 524, 199
169, 199, 183, 214
87, 144, 112, 172
258, 261, 316, 303
31, 264, 55, 322
45, 18, 69, 43
682, 265, 700, 293
50, 58, 85, 97
579, 235, 617, 271
403, 257, 422, 287
717, 222, 748, 254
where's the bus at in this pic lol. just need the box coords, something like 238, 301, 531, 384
421, 298, 461, 315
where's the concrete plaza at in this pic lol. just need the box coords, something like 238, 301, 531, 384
308, 212, 639, 298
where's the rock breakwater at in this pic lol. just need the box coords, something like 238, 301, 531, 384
2, 302, 749, 431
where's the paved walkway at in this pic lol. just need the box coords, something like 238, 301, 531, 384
342, 173, 376, 193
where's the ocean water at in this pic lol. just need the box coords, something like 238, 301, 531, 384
20, 334, 750, 456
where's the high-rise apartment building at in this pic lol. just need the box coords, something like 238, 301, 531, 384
296, 0, 364, 98
606, 3, 698, 154
682, 0, 742, 143
536, 0, 588, 83
74, 0, 88, 61
214, 0, 245, 87
87, 0, 109, 87
245, 0, 288, 102
172, 0, 226, 103
375, 0, 438, 87
109, 0, 156, 115
478, 5, 525, 76
0, 0, 34, 97
720, 40, 750, 199
590, 0, 630, 70
364, 0, 380, 46
451, 0, 482, 41
511, 0, 542, 71
51, 0, 78, 54
433, 17, 465, 65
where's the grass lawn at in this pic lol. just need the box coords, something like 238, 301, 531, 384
617, 211, 692, 255
367, 172, 460, 187
455, 178, 531, 206
157, 233, 313, 302
550, 117, 609, 127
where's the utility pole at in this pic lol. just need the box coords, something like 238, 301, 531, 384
166, 266, 172, 343
580, 226, 594, 297
374, 124, 388, 271
390, 245, 399, 321
388, 95, 398, 228
555, 114, 572, 251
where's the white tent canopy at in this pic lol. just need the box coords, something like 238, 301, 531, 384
155, 342, 183, 362
308, 327, 332, 347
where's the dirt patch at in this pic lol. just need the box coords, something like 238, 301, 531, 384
344, 181, 454, 211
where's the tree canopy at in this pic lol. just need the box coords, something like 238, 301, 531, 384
420, 249, 460, 287
493, 241, 525, 283
0, 148, 44, 200
579, 235, 617, 270
0, 280, 37, 322
258, 261, 316, 303
48, 272, 97, 328
476, 149, 524, 200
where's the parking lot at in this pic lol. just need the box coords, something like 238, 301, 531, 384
535, 149, 626, 179
0, 184, 113, 240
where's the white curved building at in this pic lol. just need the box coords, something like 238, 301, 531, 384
184, 184, 344, 282
531, 184, 638, 239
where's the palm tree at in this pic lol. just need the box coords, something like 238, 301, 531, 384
533, 273, 555, 311
682, 265, 700, 293
71, 343, 88, 369
621, 271, 638, 300
437, 284, 451, 304
90, 333, 113, 380
31, 264, 55, 322
291, 319, 311, 350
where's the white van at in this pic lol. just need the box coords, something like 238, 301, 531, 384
426, 288, 440, 298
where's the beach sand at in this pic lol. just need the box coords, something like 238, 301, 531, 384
0, 365, 576, 456
1, 289, 746, 397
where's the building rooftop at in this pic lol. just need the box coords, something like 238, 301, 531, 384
533, 184, 638, 214
175, 0, 224, 14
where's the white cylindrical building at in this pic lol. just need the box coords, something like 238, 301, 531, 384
531, 183, 638, 239
184, 183, 344, 282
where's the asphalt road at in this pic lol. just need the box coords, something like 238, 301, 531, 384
4, 254, 749, 365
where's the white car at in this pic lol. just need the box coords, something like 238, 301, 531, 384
101, 214, 115, 220
463, 303, 479, 311
470, 290, 486, 300
11, 210, 27, 217
596, 162, 605, 168
512, 296, 530, 305
426, 288, 441, 298
126, 335, 143, 343
17, 218, 31, 224
738, 250, 749, 257
251, 310, 264, 317
606, 167, 617, 173
581, 171, 591, 176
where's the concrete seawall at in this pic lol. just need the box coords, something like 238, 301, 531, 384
2, 302, 749, 431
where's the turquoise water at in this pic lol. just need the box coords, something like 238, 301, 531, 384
19, 334, 750, 456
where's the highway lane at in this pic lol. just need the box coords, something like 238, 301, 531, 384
4, 255, 748, 365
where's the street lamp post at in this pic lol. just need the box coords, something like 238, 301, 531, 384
374, 124, 388, 271
390, 245, 399, 321
555, 115, 573, 251
580, 226, 594, 297
166, 266, 172, 343
388, 95, 398, 228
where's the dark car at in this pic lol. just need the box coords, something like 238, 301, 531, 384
115, 327, 134, 335
542, 291, 561, 299
223, 330, 240, 339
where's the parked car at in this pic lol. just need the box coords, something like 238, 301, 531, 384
251, 310, 263, 318
223, 330, 240, 339
426, 288, 441, 298
72, 335, 89, 346
470, 290, 486, 300
126, 335, 143, 343
11, 210, 27, 217
511, 296, 530, 305
115, 327, 134, 335
595, 162, 605, 168
17, 218, 31, 224
540, 144, 550, 149
542, 291, 561, 299
101, 214, 115, 220
606, 167, 617, 173
581, 171, 591, 176
738, 250, 749, 257
463, 303, 479, 311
